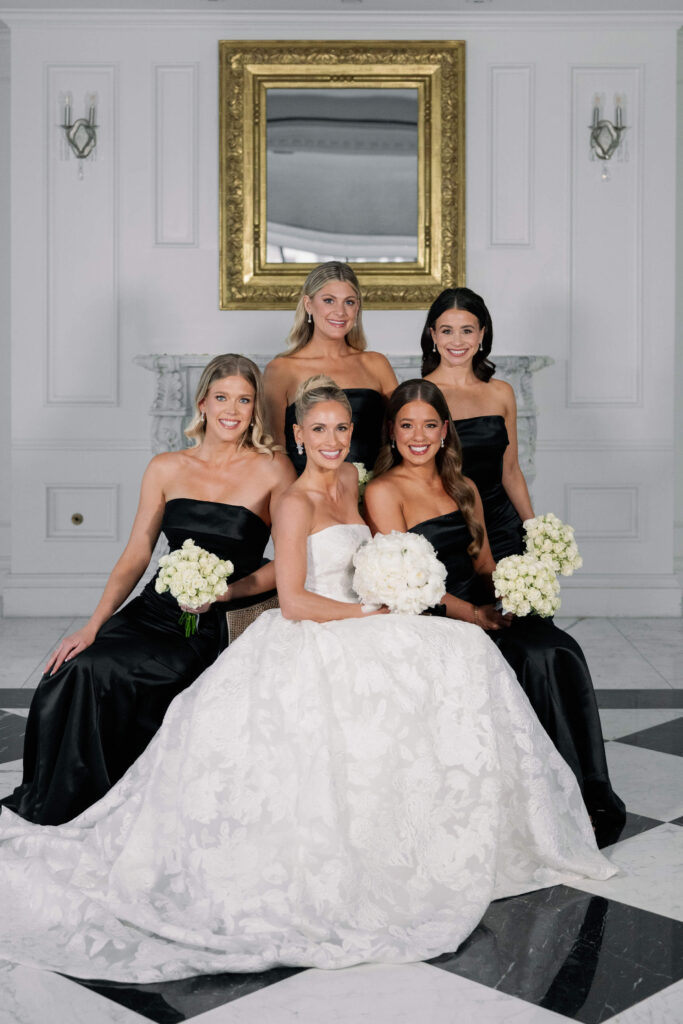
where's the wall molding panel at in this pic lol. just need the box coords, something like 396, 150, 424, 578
565, 483, 640, 541
568, 64, 643, 407
45, 63, 119, 405
154, 63, 198, 247
13, 437, 149, 452
489, 64, 534, 247
46, 483, 119, 540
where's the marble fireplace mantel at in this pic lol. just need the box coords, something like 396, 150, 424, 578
134, 354, 553, 486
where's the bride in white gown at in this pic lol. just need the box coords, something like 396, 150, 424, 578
0, 376, 615, 983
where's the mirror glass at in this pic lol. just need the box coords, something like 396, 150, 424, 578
265, 88, 419, 264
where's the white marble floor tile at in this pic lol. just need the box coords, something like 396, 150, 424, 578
0, 710, 29, 720
0, 757, 23, 771
618, 640, 683, 685
599, 709, 683, 741
612, 618, 683, 639
577, 824, 683, 923
0, 961, 149, 1024
605, 742, 683, 821
0, 657, 45, 690
563, 620, 671, 688
191, 963, 569, 1024
607, 976, 683, 1022
0, 772, 22, 798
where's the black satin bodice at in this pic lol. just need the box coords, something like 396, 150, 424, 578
409, 510, 484, 603
156, 498, 269, 581
284, 388, 386, 475
453, 415, 525, 561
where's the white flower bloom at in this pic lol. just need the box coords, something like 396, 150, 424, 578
352, 531, 447, 615
523, 513, 583, 576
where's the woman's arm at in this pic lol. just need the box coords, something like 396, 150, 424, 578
263, 358, 291, 449
273, 492, 379, 622
363, 477, 407, 534
45, 456, 168, 673
499, 381, 534, 522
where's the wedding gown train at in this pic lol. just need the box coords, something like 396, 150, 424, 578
0, 525, 614, 982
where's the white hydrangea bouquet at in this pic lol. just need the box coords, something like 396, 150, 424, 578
155, 538, 234, 636
352, 530, 447, 615
523, 512, 583, 576
353, 462, 373, 501
492, 554, 560, 618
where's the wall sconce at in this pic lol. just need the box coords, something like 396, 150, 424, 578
589, 94, 627, 181
61, 92, 98, 178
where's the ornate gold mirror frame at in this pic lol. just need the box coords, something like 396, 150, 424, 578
219, 40, 465, 309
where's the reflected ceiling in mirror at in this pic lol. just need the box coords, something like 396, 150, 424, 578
219, 41, 465, 309
266, 88, 419, 264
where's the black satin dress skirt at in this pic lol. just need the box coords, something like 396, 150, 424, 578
410, 511, 626, 847
284, 388, 386, 476
1, 500, 271, 826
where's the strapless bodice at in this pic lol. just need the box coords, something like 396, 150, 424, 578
304, 523, 370, 602
452, 415, 508, 496
285, 389, 386, 475
451, 415, 524, 560
409, 511, 484, 604
159, 499, 270, 583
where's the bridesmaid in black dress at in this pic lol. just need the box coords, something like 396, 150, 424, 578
2, 354, 295, 826
365, 380, 625, 846
264, 261, 396, 474
421, 287, 530, 560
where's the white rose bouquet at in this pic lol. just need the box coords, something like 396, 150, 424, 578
352, 530, 447, 615
492, 554, 560, 618
353, 462, 373, 501
523, 512, 583, 576
155, 538, 234, 636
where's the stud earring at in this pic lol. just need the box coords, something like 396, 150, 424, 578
440, 437, 445, 449
296, 442, 304, 456
307, 312, 312, 324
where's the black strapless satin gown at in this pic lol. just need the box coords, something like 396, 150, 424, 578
410, 510, 626, 846
1, 499, 271, 826
284, 388, 385, 475
453, 414, 525, 561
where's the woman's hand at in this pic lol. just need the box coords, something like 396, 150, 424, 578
45, 624, 98, 675
472, 604, 512, 631
358, 604, 390, 617
179, 601, 213, 615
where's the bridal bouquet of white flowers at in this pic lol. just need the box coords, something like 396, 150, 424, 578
492, 554, 560, 618
155, 538, 234, 636
352, 530, 447, 615
353, 462, 373, 501
523, 512, 583, 576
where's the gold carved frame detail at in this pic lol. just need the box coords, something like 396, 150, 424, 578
219, 40, 465, 310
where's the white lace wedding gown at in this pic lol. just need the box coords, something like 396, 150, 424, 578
0, 524, 615, 982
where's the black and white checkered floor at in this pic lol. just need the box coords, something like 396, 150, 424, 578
0, 615, 682, 1023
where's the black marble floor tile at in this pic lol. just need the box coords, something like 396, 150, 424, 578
613, 810, 666, 843
596, 689, 683, 709
0, 711, 26, 763
615, 716, 683, 758
0, 688, 35, 708
429, 885, 683, 1024
74, 966, 304, 1023
670, 816, 683, 827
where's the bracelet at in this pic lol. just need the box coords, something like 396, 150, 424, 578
472, 605, 480, 625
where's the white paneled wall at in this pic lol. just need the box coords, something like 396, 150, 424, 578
0, 9, 681, 616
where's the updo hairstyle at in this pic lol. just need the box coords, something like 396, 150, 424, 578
286, 262, 368, 355
184, 353, 276, 454
374, 378, 485, 558
420, 287, 495, 382
293, 375, 353, 426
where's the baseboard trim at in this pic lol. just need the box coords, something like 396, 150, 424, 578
558, 573, 682, 617
2, 572, 109, 616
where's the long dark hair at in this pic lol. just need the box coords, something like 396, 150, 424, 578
374, 379, 484, 558
420, 287, 495, 381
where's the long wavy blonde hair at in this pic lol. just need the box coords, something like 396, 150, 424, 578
184, 354, 277, 455
285, 262, 368, 355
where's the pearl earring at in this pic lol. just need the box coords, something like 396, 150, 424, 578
433, 341, 437, 353
307, 313, 312, 324
296, 442, 304, 456
201, 412, 206, 423
440, 437, 445, 449
391, 438, 396, 449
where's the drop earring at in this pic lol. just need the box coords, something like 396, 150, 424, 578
307, 313, 312, 324
440, 437, 445, 449
296, 442, 304, 456
391, 438, 396, 449
432, 341, 437, 353
201, 412, 206, 423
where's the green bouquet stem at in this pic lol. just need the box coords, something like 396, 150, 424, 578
178, 611, 200, 637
